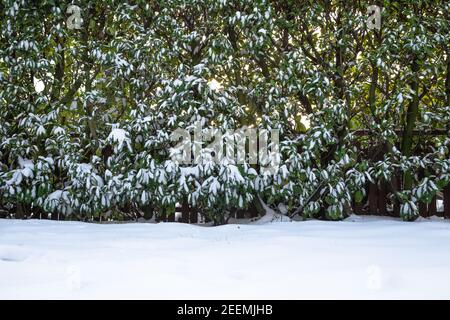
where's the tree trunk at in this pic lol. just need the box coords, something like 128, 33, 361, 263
15, 203, 25, 219
401, 58, 420, 190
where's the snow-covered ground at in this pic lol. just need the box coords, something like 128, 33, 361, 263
1, 215, 450, 299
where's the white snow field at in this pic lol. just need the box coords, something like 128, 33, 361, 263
1, 215, 450, 299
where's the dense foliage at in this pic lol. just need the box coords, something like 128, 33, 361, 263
0, 0, 449, 223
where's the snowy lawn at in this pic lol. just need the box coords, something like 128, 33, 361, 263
1, 215, 450, 299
